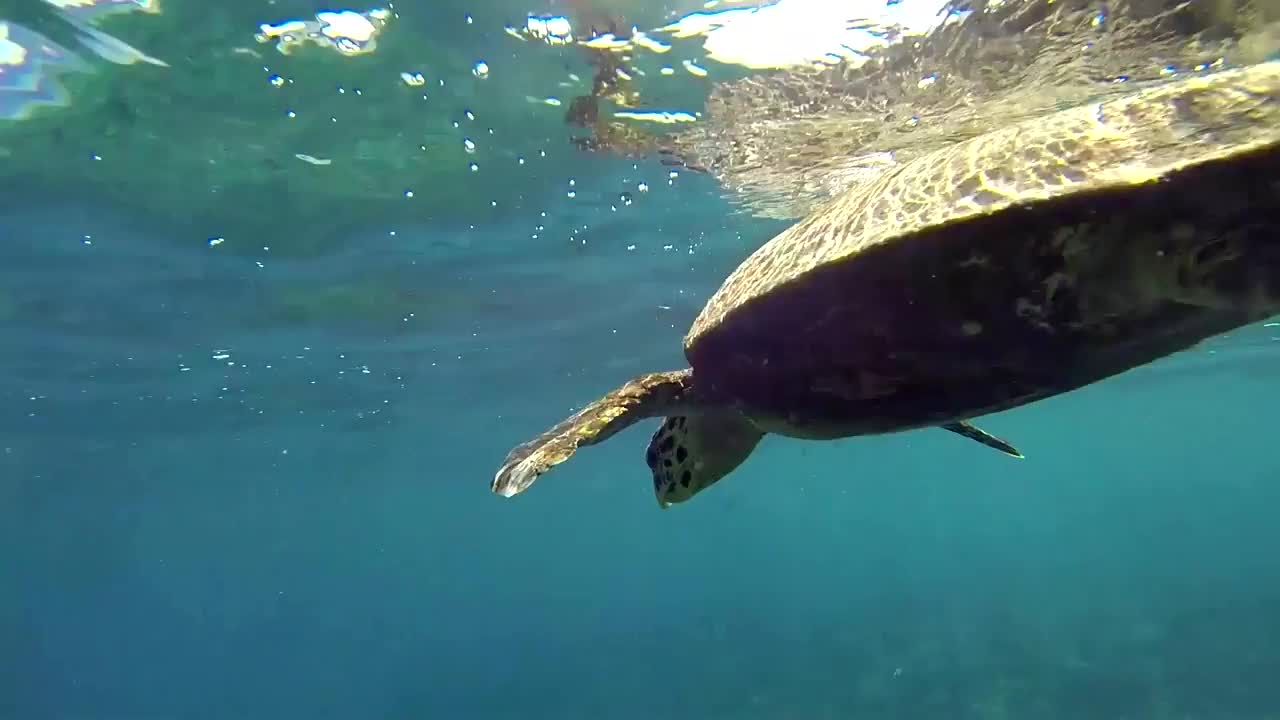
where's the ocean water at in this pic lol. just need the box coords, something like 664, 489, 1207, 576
4, 2, 1280, 719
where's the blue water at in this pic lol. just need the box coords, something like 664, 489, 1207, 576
5, 187, 1280, 719
5, 3, 1280, 718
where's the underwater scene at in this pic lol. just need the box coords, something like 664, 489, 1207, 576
3, 0, 1280, 717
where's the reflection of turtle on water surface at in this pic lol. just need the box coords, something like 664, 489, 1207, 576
559, 0, 1279, 216
550, 4, 704, 165
561, 42, 658, 158
557, 12, 676, 159
492, 62, 1280, 508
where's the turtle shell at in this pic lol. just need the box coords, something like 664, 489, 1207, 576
682, 62, 1280, 435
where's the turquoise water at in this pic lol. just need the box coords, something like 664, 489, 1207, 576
5, 2, 1280, 719
6, 192, 1280, 719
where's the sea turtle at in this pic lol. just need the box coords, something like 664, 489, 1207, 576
493, 61, 1280, 508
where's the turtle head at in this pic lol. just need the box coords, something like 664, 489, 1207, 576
644, 412, 764, 508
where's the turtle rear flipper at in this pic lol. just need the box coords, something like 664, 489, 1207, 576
647, 413, 765, 508
492, 369, 696, 498
941, 421, 1024, 458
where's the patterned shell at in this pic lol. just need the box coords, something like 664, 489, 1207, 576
685, 61, 1280, 349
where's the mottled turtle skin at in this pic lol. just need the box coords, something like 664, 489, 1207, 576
493, 62, 1280, 508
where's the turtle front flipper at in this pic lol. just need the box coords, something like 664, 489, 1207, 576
940, 421, 1024, 459
646, 413, 765, 508
492, 369, 696, 498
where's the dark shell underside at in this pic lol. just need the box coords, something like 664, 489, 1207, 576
686, 144, 1280, 435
